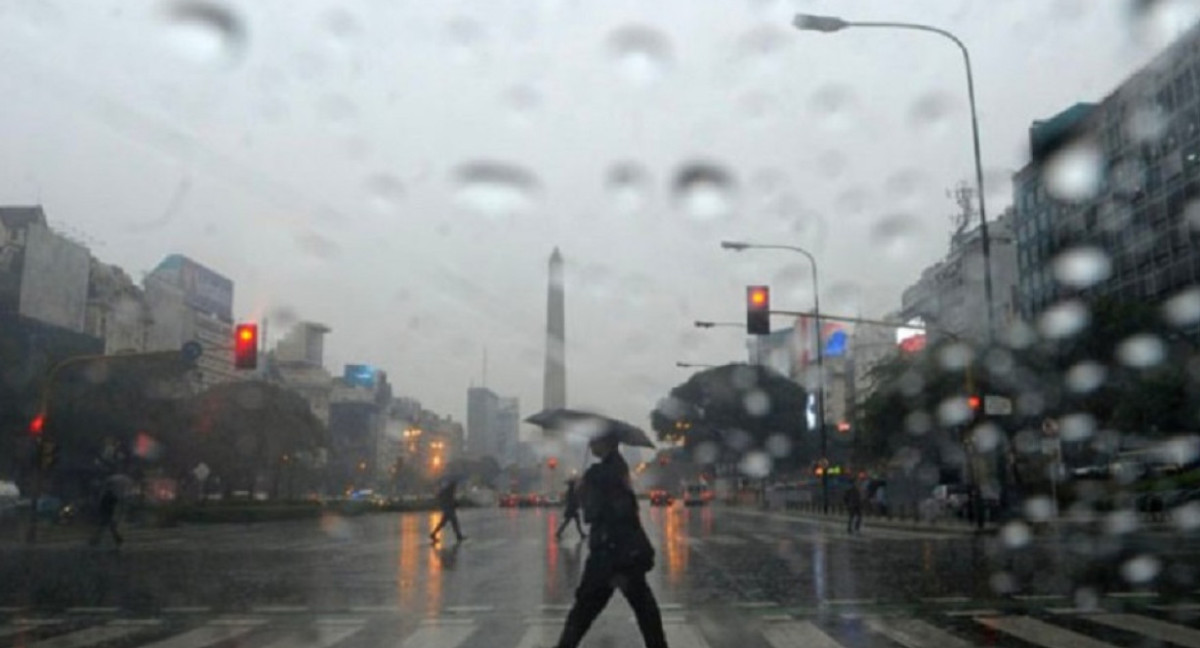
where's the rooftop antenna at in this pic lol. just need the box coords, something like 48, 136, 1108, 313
482, 347, 488, 388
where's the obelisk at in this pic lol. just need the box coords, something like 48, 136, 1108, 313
543, 248, 566, 410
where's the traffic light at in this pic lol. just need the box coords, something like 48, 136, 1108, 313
547, 457, 558, 470
40, 441, 58, 470
234, 323, 258, 369
746, 285, 770, 335
29, 413, 45, 438
967, 395, 982, 411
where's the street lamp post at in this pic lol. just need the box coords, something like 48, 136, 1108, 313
720, 240, 829, 513
792, 13, 995, 344
676, 361, 717, 369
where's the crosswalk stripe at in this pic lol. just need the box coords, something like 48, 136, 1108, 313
945, 609, 1001, 617
762, 620, 843, 648
260, 621, 365, 648
445, 605, 494, 614
978, 616, 1118, 648
514, 622, 558, 648
251, 605, 308, 614
25, 620, 161, 648
139, 619, 266, 648
865, 617, 974, 648
665, 618, 712, 648
399, 621, 475, 648
1087, 613, 1200, 648
0, 619, 62, 640
65, 607, 119, 614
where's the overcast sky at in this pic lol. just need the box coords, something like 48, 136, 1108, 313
0, 0, 1196, 438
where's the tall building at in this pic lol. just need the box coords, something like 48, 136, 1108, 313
0, 206, 91, 334
86, 258, 153, 354
900, 200, 1019, 344
467, 386, 499, 458
328, 366, 391, 492
543, 248, 566, 410
267, 321, 333, 426
144, 254, 236, 389
496, 397, 520, 466
1013, 21, 1200, 324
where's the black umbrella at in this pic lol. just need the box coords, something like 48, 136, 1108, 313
525, 408, 656, 449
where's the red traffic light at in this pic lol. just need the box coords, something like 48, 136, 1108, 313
234, 323, 259, 369
967, 395, 982, 411
547, 457, 558, 470
29, 413, 45, 437
746, 285, 770, 335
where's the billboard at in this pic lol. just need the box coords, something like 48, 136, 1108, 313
18, 224, 89, 333
151, 254, 234, 322
344, 364, 377, 389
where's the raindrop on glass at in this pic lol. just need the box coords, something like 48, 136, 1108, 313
1115, 333, 1165, 368
937, 343, 973, 371
1043, 140, 1103, 202
694, 441, 719, 465
971, 424, 1002, 453
765, 434, 792, 458
1038, 300, 1090, 339
809, 83, 857, 131
885, 169, 925, 205
870, 214, 921, 259
1174, 502, 1200, 531
364, 173, 404, 214
1163, 287, 1200, 328
1104, 509, 1139, 535
1065, 361, 1106, 393
162, 1, 245, 68
1126, 103, 1169, 143
739, 451, 772, 478
908, 91, 955, 132
905, 411, 933, 436
294, 231, 340, 260
937, 397, 972, 426
735, 26, 789, 76
743, 390, 771, 417
453, 161, 540, 221
672, 163, 736, 222
989, 571, 1017, 594
1000, 521, 1032, 548
1024, 496, 1053, 522
606, 162, 652, 216
1120, 554, 1161, 584
608, 25, 672, 85
1052, 247, 1111, 288
322, 8, 359, 44
447, 17, 486, 65
1059, 413, 1096, 442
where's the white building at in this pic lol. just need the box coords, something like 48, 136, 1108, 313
0, 206, 90, 333
269, 321, 334, 425
144, 254, 237, 389
86, 259, 153, 354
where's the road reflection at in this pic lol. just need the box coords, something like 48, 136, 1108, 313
660, 505, 688, 585
397, 514, 418, 608
425, 512, 443, 615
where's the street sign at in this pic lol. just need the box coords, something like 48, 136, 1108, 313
984, 395, 1012, 416
181, 341, 204, 364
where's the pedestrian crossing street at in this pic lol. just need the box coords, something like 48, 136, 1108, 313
4, 603, 1200, 648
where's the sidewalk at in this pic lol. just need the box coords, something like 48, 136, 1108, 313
720, 502, 989, 537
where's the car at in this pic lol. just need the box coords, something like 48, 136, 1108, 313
499, 493, 520, 508
649, 489, 673, 506
519, 493, 546, 508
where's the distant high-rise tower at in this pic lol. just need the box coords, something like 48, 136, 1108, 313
543, 248, 566, 410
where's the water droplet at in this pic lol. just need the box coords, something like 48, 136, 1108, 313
447, 17, 486, 65
937, 397, 972, 426
1043, 140, 1103, 202
294, 231, 340, 260
1053, 247, 1111, 288
735, 26, 789, 76
739, 91, 777, 126
905, 411, 932, 436
1024, 496, 1053, 522
937, 343, 974, 371
672, 163, 736, 222
1173, 502, 1200, 531
606, 162, 652, 216
1127, 0, 1200, 49
971, 423, 1002, 453
1127, 103, 1169, 143
1104, 509, 1139, 535
989, 571, 1017, 594
1000, 521, 1032, 548
1060, 413, 1096, 442
608, 25, 672, 85
1074, 587, 1100, 611
1120, 554, 1161, 584
1116, 333, 1165, 368
364, 173, 404, 214
885, 169, 926, 206
1163, 287, 1200, 328
765, 433, 792, 458
268, 305, 300, 329
809, 84, 857, 131
739, 451, 772, 478
870, 214, 922, 259
1065, 361, 1106, 393
453, 161, 540, 221
693, 441, 719, 464
834, 187, 871, 216
322, 8, 359, 43
908, 91, 955, 132
1038, 300, 1090, 339
503, 84, 541, 123
163, 1, 245, 69
743, 390, 771, 417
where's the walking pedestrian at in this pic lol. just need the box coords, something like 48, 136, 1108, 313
555, 479, 587, 540
843, 481, 863, 536
553, 430, 667, 648
89, 485, 123, 547
430, 478, 465, 543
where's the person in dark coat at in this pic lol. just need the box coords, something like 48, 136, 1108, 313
89, 485, 123, 547
430, 478, 465, 543
555, 479, 587, 540
844, 481, 864, 535
553, 430, 667, 648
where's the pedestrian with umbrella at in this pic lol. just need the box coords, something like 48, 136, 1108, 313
526, 408, 668, 648
90, 474, 131, 548
555, 478, 586, 541
430, 476, 466, 544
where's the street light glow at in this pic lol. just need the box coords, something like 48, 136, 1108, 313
792, 13, 850, 33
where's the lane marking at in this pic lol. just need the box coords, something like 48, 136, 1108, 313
208, 618, 267, 627
735, 602, 778, 609
1048, 608, 1103, 615
0, 607, 26, 613
866, 617, 975, 648
978, 615, 1118, 648
514, 621, 559, 648
762, 620, 843, 648
660, 603, 685, 611
665, 619, 713, 648
250, 605, 309, 614
25, 619, 161, 648
538, 604, 572, 612
261, 621, 365, 648
825, 599, 874, 606
1151, 603, 1200, 612
1087, 613, 1200, 648
65, 607, 119, 614
1106, 592, 1157, 599
161, 607, 210, 615
1013, 594, 1067, 601
400, 621, 476, 648
945, 609, 1002, 617
444, 605, 494, 614
139, 618, 265, 648
922, 596, 971, 604
349, 605, 398, 614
